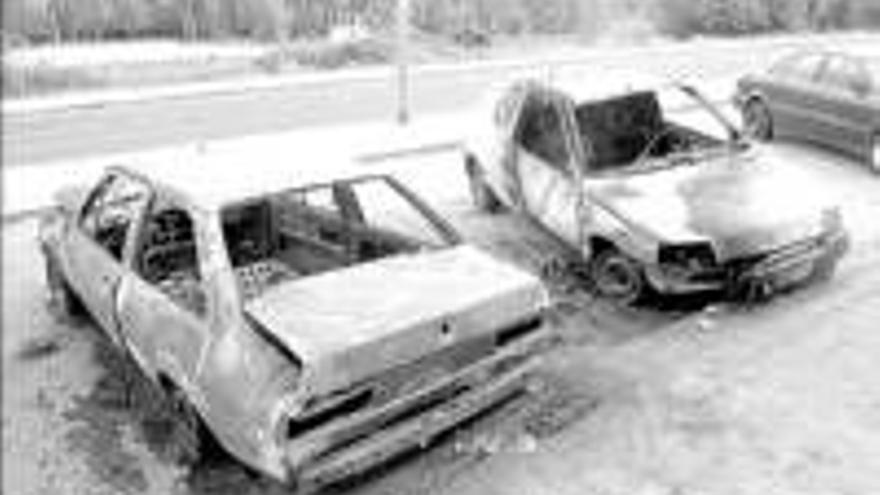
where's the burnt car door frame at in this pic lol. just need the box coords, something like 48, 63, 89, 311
61, 169, 153, 347
509, 86, 591, 253
487, 82, 531, 208
115, 188, 226, 403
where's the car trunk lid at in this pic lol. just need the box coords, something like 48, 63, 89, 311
244, 245, 545, 396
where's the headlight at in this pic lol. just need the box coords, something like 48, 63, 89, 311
658, 242, 717, 271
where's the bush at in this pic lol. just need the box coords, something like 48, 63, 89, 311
2, 62, 104, 97
3, 0, 877, 45
651, 0, 880, 38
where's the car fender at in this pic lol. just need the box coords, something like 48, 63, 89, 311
586, 197, 659, 264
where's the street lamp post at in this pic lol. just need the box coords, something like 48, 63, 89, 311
396, 0, 411, 124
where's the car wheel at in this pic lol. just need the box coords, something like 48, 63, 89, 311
743, 99, 773, 141
44, 252, 85, 321
869, 132, 880, 175
160, 385, 206, 467
587, 248, 647, 305
465, 155, 503, 213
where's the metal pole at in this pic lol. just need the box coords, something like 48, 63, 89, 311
396, 0, 411, 124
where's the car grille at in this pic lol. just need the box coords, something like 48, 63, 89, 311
688, 236, 823, 285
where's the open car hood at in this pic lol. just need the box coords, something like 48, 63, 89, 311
589, 148, 834, 260
244, 245, 546, 395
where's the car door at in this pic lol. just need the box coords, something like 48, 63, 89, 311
762, 52, 828, 141
116, 196, 215, 388
484, 84, 529, 207
61, 171, 151, 344
812, 54, 876, 156
512, 94, 581, 245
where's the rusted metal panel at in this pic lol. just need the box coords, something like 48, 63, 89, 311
466, 78, 850, 298
39, 165, 551, 486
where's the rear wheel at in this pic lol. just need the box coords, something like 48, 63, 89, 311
465, 155, 503, 213
743, 98, 773, 141
587, 247, 648, 305
152, 381, 208, 468
869, 132, 880, 175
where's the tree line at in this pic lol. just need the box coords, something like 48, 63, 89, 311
3, 0, 878, 45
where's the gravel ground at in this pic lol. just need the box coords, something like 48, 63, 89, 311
4, 142, 880, 495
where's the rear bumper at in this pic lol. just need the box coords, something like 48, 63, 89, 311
646, 230, 850, 296
283, 329, 547, 487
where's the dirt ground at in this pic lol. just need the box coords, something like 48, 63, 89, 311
4, 142, 880, 495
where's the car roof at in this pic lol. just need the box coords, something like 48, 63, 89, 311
112, 134, 388, 211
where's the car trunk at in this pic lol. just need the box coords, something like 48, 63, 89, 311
244, 245, 545, 398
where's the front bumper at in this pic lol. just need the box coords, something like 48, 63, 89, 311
646, 229, 850, 297
282, 328, 548, 488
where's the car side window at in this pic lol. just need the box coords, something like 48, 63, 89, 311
778, 53, 825, 83
137, 202, 207, 317
820, 56, 870, 94
516, 98, 571, 173
80, 173, 150, 261
280, 185, 350, 253
347, 178, 446, 248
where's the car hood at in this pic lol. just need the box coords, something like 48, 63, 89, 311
244, 245, 546, 395
589, 148, 834, 261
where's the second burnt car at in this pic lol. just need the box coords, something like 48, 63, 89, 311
463, 77, 849, 304
38, 144, 550, 488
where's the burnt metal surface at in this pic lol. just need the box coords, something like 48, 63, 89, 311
37, 165, 550, 486
466, 79, 850, 298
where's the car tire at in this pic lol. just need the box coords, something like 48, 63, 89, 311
587, 247, 648, 305
44, 252, 85, 322
743, 98, 773, 141
869, 132, 880, 175
159, 384, 207, 468
465, 155, 503, 213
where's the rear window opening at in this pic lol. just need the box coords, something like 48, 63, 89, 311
220, 176, 457, 300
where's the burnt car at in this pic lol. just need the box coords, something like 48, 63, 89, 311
734, 49, 880, 173
39, 148, 549, 488
463, 77, 849, 304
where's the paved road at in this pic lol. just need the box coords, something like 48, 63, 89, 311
5, 34, 878, 166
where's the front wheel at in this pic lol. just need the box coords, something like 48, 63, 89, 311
158, 386, 208, 467
742, 99, 773, 141
587, 248, 649, 305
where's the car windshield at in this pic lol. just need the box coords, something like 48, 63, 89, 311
574, 85, 738, 174
220, 176, 457, 299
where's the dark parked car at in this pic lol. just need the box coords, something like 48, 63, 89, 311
734, 49, 880, 173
